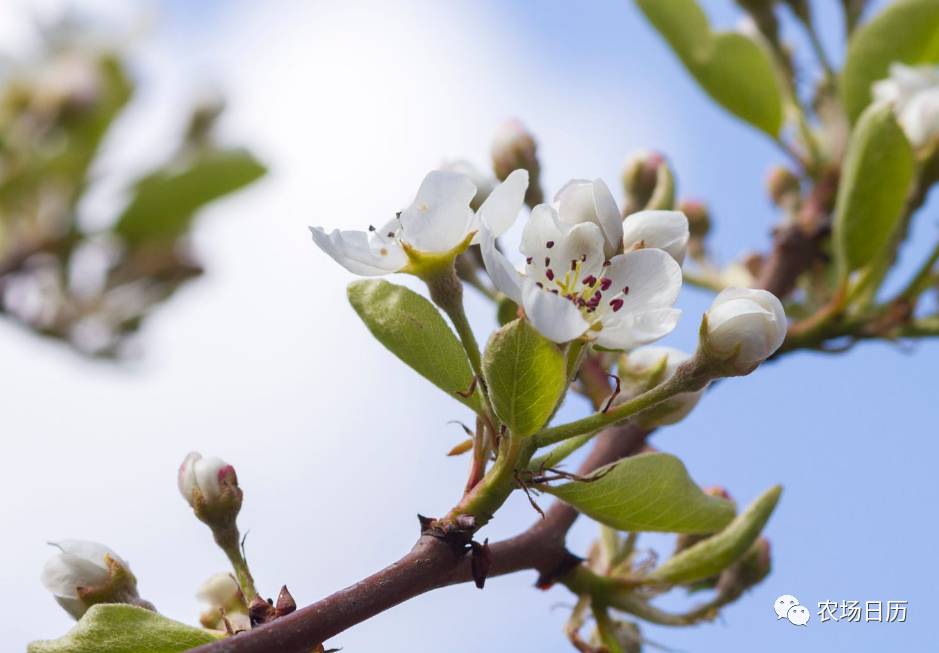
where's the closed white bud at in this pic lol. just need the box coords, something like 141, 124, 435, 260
703, 288, 787, 371
40, 540, 151, 620
620, 346, 704, 426
178, 452, 242, 528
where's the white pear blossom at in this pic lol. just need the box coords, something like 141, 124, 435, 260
310, 169, 528, 276
620, 346, 703, 426
704, 288, 786, 367
40, 540, 143, 619
555, 179, 624, 259
178, 451, 241, 518
481, 203, 682, 349
872, 63, 939, 148
622, 210, 690, 264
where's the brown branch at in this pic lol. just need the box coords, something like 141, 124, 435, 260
188, 424, 650, 653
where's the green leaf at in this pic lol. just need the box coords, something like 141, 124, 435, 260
542, 452, 736, 534
482, 318, 566, 437
832, 102, 914, 277
841, 0, 939, 124
115, 148, 266, 245
28, 604, 221, 653
347, 279, 480, 411
636, 0, 784, 136
646, 485, 781, 585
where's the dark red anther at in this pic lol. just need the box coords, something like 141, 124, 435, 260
544, 257, 550, 267
599, 277, 612, 291
526, 256, 533, 264
546, 240, 555, 248
623, 286, 630, 295
570, 259, 577, 271
583, 274, 597, 286
610, 298, 624, 312
545, 269, 555, 281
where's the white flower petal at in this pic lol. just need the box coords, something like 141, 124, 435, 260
399, 170, 476, 252
475, 169, 529, 238
41, 540, 117, 599
440, 159, 495, 208
520, 204, 564, 258
521, 279, 590, 343
555, 178, 623, 259
309, 226, 406, 276
178, 451, 200, 501
622, 210, 690, 264
600, 248, 682, 316
194, 456, 228, 503
595, 307, 681, 350
480, 229, 524, 304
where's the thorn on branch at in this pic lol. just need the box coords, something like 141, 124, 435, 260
274, 585, 296, 618
470, 538, 491, 589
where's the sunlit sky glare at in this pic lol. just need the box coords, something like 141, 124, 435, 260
3, 1, 936, 652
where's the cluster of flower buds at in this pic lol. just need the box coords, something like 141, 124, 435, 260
40, 540, 153, 620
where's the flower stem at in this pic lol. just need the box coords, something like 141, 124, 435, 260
534, 368, 699, 448
214, 526, 258, 601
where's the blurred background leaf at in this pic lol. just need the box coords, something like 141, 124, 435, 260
0, 23, 265, 358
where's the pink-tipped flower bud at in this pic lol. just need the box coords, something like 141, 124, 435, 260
491, 119, 543, 205
178, 452, 243, 529
622, 150, 674, 214
677, 199, 711, 238
40, 540, 153, 620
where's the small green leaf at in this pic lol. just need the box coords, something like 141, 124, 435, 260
348, 279, 480, 411
28, 604, 221, 653
646, 485, 782, 585
115, 148, 266, 245
841, 0, 939, 123
542, 452, 735, 533
833, 102, 914, 277
636, 0, 784, 136
482, 318, 566, 437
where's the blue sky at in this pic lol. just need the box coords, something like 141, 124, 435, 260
4, 1, 937, 651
